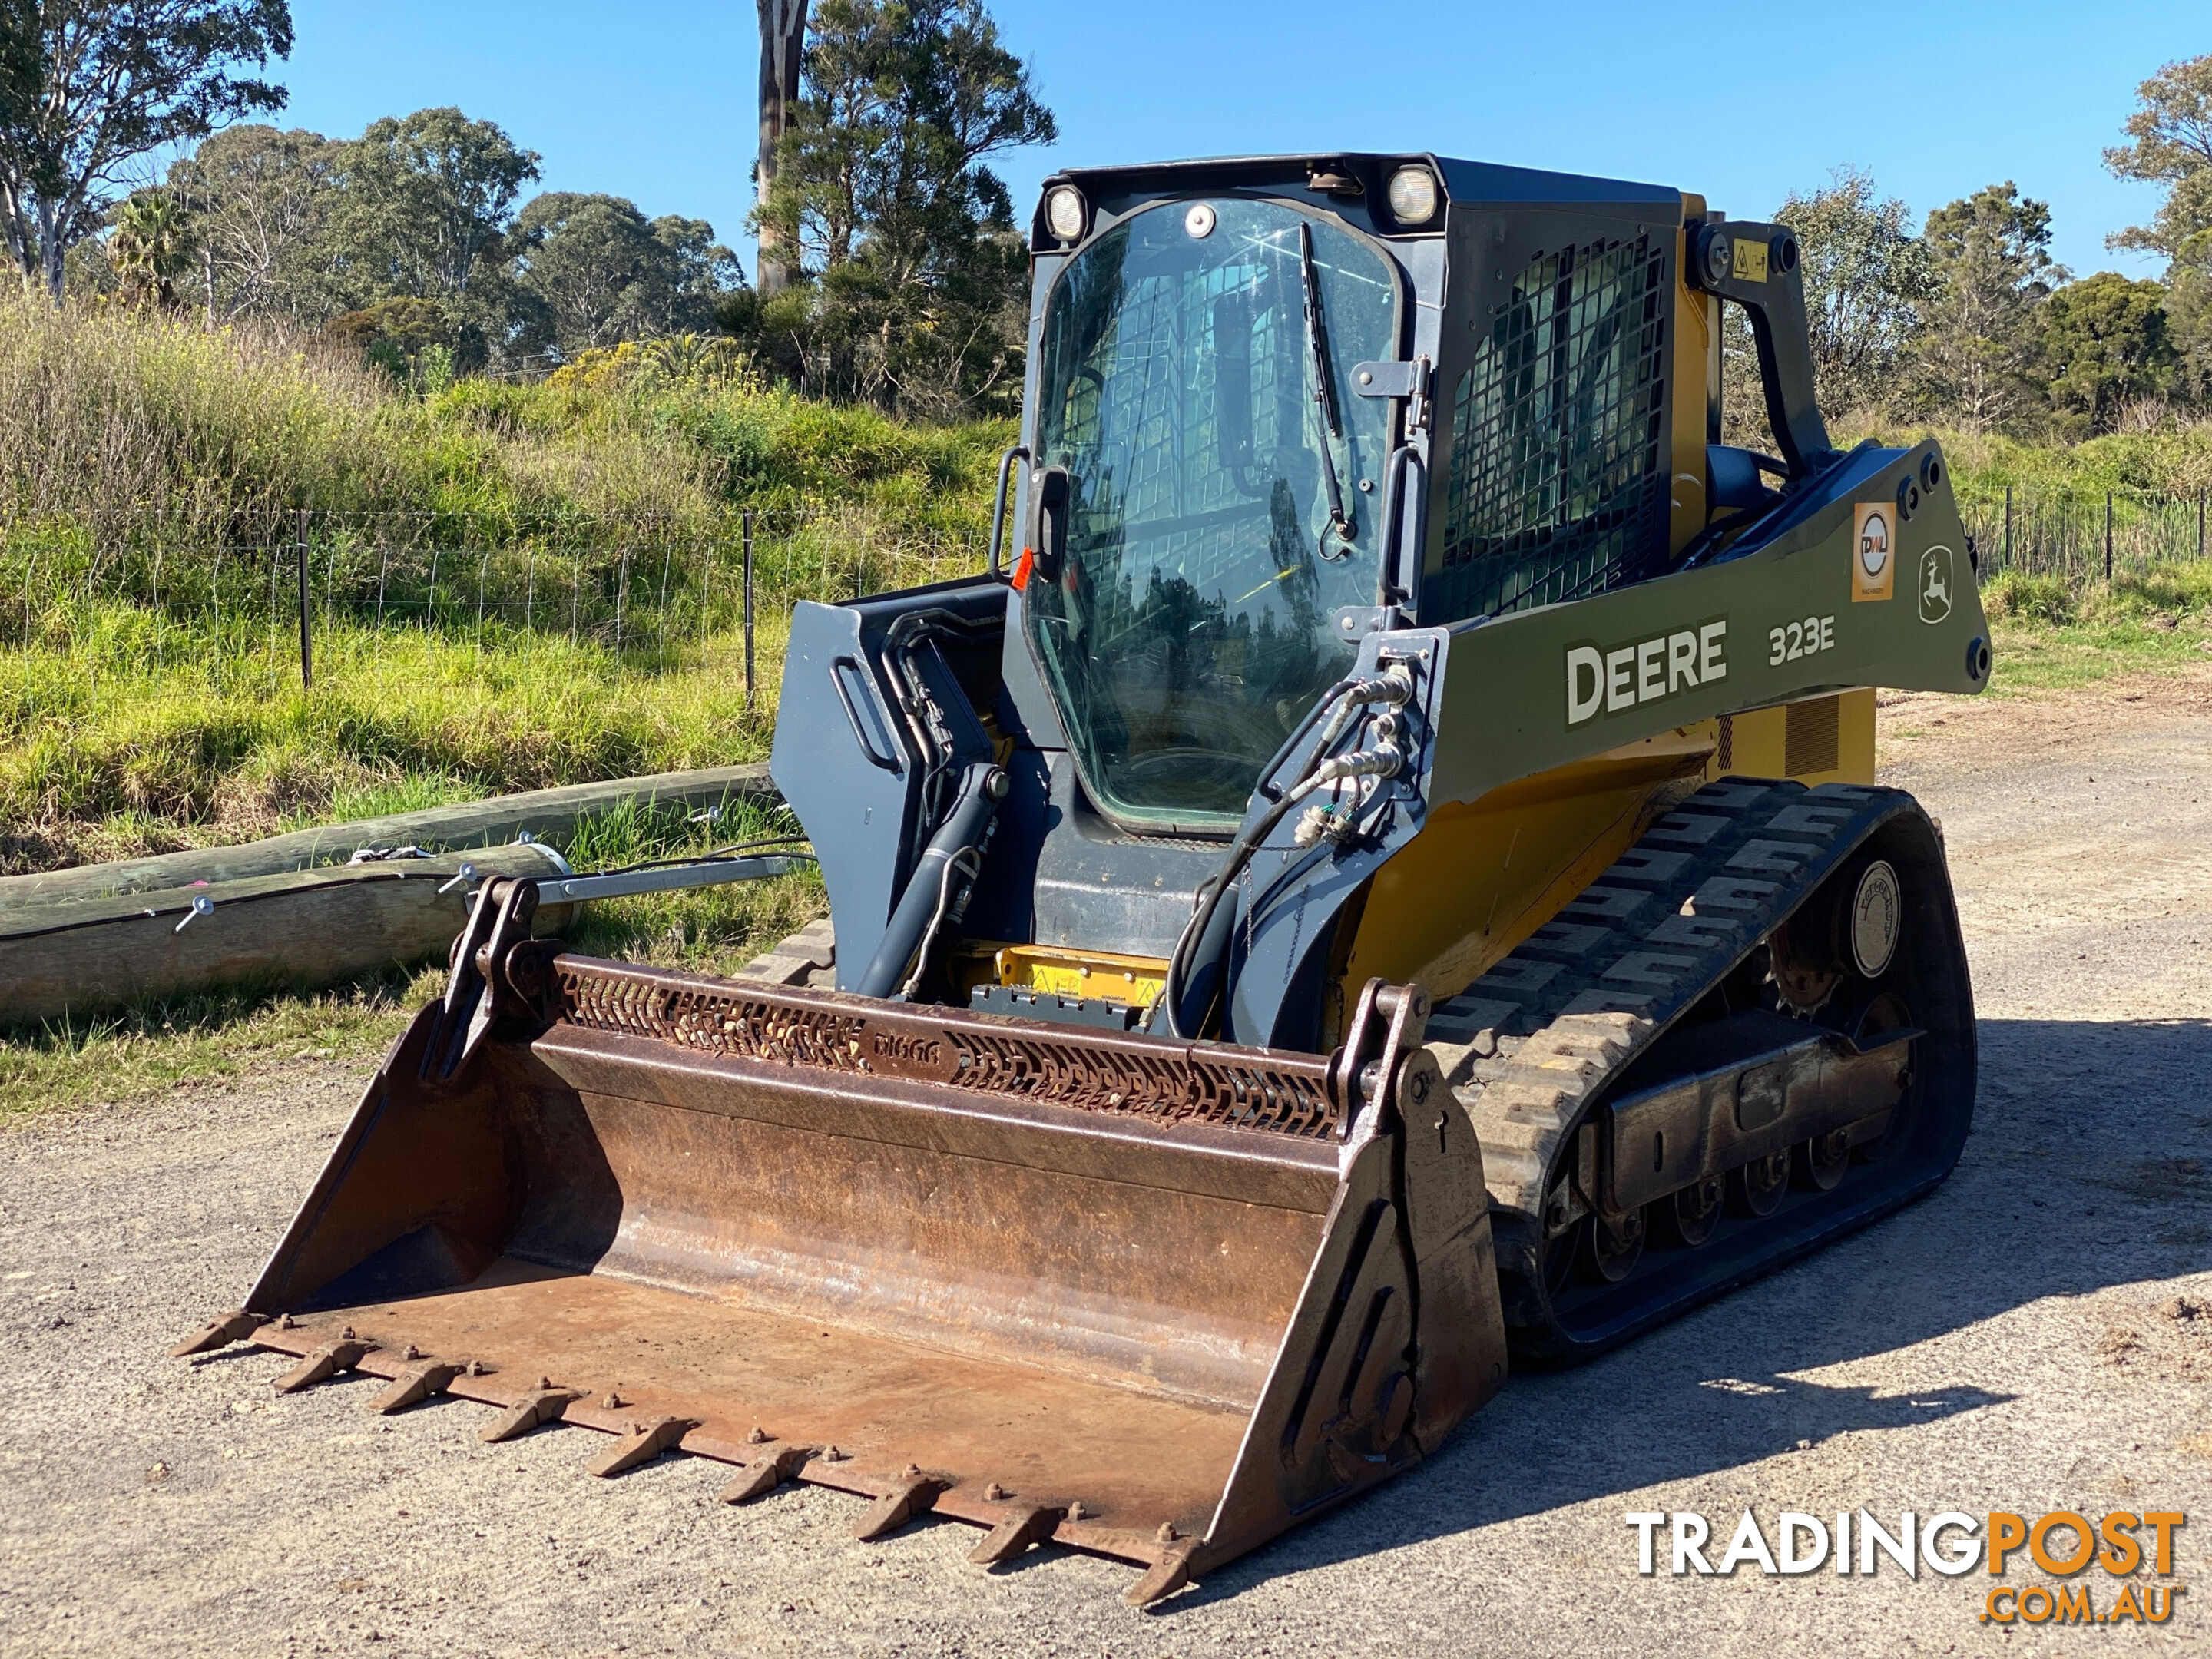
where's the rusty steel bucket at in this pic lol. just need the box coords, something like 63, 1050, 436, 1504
175, 883, 1506, 1604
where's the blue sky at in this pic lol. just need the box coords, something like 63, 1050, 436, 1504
276, 0, 2196, 284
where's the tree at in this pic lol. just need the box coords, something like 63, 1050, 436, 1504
752, 0, 1054, 413
2106, 54, 2212, 259
0, 0, 291, 299
324, 106, 538, 363
107, 187, 188, 306
641, 212, 744, 333
324, 293, 445, 382
756, 0, 806, 296
1911, 182, 2065, 432
509, 190, 742, 360
1775, 167, 1937, 418
165, 121, 341, 323
2039, 273, 2177, 434
2106, 55, 2212, 398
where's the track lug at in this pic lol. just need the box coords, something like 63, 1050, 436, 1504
478, 1386, 580, 1442
852, 1473, 943, 1540
969, 1503, 1062, 1565
369, 1360, 465, 1414
272, 1339, 374, 1393
170, 1310, 266, 1356
585, 1416, 696, 1476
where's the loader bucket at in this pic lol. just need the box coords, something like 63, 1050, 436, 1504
197, 942, 1506, 1603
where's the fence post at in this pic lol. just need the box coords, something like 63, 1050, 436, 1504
296, 508, 312, 690
2199, 491, 2205, 562
2003, 485, 2012, 571
2104, 492, 2114, 583
743, 508, 757, 713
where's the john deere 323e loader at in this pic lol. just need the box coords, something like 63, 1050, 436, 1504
177, 152, 1988, 1607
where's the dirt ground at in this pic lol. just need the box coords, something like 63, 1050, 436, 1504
4, 673, 2210, 1658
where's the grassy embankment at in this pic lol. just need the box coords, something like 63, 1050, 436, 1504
1830, 414, 2212, 690
0, 304, 1002, 1113
1980, 563, 2212, 691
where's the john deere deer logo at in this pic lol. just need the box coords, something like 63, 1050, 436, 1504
1919, 545, 1953, 624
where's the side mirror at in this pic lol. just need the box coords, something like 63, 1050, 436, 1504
1212, 291, 1253, 475
1024, 465, 1070, 587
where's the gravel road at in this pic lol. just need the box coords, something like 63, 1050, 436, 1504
5, 674, 2210, 1657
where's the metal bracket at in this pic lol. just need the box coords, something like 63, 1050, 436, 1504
421, 876, 541, 1085
1330, 604, 1402, 641
1351, 356, 1432, 430
1330, 979, 1434, 1122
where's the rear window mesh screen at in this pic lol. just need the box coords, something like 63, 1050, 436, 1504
1428, 236, 1671, 624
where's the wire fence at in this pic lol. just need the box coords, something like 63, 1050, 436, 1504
1, 508, 992, 704
5, 485, 2210, 706
1959, 486, 2210, 587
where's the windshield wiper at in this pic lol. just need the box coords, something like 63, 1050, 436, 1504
1297, 220, 1357, 561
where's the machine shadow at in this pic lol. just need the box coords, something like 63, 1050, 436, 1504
1165, 1015, 2212, 1608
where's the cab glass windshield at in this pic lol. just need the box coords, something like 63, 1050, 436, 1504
1028, 198, 1399, 829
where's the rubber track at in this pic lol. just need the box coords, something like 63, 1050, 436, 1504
1424, 777, 1914, 1222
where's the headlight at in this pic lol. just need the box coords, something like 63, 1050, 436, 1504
1385, 165, 1439, 227
1045, 184, 1088, 243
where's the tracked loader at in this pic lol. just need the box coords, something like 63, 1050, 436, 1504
175, 153, 1988, 1605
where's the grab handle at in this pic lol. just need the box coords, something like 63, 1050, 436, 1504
832, 656, 903, 772
1379, 444, 1426, 611
987, 444, 1030, 579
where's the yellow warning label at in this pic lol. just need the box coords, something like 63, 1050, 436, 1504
1853, 502, 1896, 601
1732, 237, 1769, 283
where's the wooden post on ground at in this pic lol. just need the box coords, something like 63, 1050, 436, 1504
0, 763, 776, 911
0, 843, 578, 1027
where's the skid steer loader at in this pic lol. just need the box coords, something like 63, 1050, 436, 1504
175, 153, 1987, 1606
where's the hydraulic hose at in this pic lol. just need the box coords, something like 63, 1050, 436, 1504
856, 760, 1009, 999
1162, 667, 1414, 1038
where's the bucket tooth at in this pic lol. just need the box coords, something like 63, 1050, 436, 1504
969, 1503, 1063, 1567
585, 1416, 697, 1477
368, 1360, 465, 1415
479, 1386, 580, 1442
272, 1338, 373, 1393
171, 1310, 266, 1356
1124, 1544, 1197, 1608
852, 1473, 944, 1541
717, 1445, 810, 1505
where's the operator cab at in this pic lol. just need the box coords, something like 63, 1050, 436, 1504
1010, 153, 1708, 838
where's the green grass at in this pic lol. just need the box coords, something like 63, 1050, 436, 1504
0, 601, 799, 872
0, 299, 1015, 550
1834, 412, 2212, 498
0, 967, 441, 1125
1981, 561, 2212, 694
